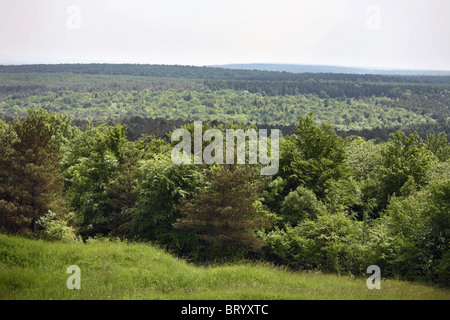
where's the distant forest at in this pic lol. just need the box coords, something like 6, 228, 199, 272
0, 63, 449, 140
2, 63, 450, 83
213, 63, 450, 76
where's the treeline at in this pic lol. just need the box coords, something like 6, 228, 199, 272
2, 63, 450, 84
1, 110, 449, 286
0, 73, 202, 100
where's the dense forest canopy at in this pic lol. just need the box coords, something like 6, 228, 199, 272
0, 64, 449, 139
0, 64, 449, 287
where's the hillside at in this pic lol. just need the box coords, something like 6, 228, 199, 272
0, 234, 448, 300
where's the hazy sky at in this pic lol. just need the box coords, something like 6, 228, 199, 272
1, 0, 449, 70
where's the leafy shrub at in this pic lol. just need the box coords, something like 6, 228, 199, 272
381, 177, 450, 284
260, 212, 365, 275
36, 211, 81, 243
280, 186, 326, 226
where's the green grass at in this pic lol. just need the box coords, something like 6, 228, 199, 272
0, 234, 448, 300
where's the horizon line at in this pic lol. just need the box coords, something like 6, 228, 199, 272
1, 61, 450, 74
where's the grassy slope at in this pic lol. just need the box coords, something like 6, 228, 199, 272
0, 234, 448, 300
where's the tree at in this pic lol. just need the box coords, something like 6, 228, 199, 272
174, 165, 274, 263
129, 150, 205, 255
279, 113, 349, 198
0, 119, 7, 135
63, 123, 133, 237
381, 177, 450, 283
345, 136, 382, 182
425, 132, 450, 162
376, 132, 436, 210
280, 186, 326, 226
0, 112, 65, 233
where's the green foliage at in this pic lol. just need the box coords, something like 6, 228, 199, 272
260, 117, 449, 285
36, 211, 80, 243
280, 186, 326, 226
0, 111, 65, 233
129, 152, 206, 256
323, 178, 362, 215
0, 119, 7, 134
376, 132, 437, 210
278, 113, 349, 198
376, 176, 449, 284
261, 176, 287, 214
174, 165, 274, 262
0, 87, 436, 130
261, 212, 365, 274
63, 123, 135, 238
425, 132, 450, 162
345, 137, 382, 182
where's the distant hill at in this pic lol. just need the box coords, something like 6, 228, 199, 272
2, 63, 450, 83
213, 63, 450, 76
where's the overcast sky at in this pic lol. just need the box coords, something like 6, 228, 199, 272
1, 0, 449, 70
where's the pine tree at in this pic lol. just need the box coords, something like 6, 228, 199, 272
174, 164, 273, 262
0, 112, 65, 233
